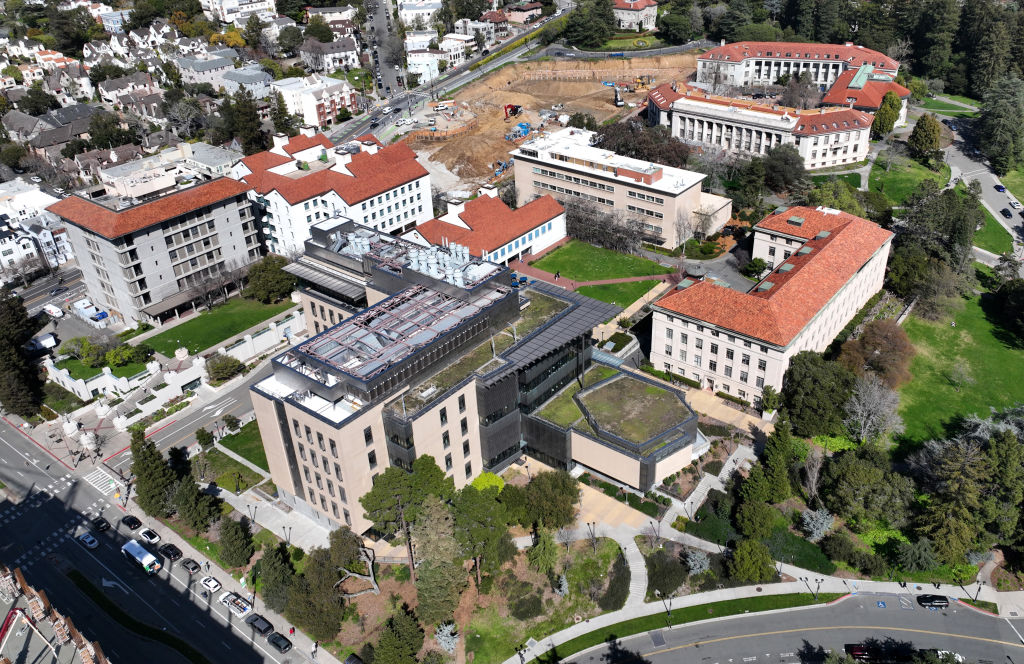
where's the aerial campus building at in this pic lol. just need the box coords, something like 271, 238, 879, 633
250, 219, 707, 531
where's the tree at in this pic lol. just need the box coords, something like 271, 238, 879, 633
165, 98, 204, 138
759, 384, 780, 412
917, 438, 988, 564
195, 428, 214, 447
800, 508, 833, 543
277, 25, 304, 54
741, 257, 767, 278
18, 85, 60, 116
839, 320, 916, 388
871, 91, 902, 138
995, 279, 1024, 341
434, 622, 459, 654
948, 360, 974, 393
375, 610, 424, 664
245, 254, 297, 303
820, 446, 915, 529
802, 446, 824, 505
2, 65, 23, 84
60, 139, 91, 160
978, 76, 1024, 175
907, 113, 942, 163
728, 539, 775, 583
173, 478, 220, 532
453, 485, 513, 585
360, 455, 454, 582
305, 15, 334, 42
716, 0, 751, 41
843, 374, 905, 444
261, 542, 295, 612
242, 14, 267, 52
271, 91, 295, 135
89, 112, 137, 150
206, 354, 245, 382
781, 352, 855, 438
763, 422, 795, 502
229, 87, 268, 155
562, 0, 614, 48
595, 120, 689, 169
735, 501, 776, 540
219, 516, 255, 567
287, 547, 346, 640
412, 495, 465, 625
527, 528, 559, 575
657, 13, 692, 45
685, 548, 710, 577
131, 428, 177, 517
806, 180, 866, 217
566, 112, 598, 131
0, 143, 26, 169
762, 144, 806, 193
522, 470, 580, 529
897, 537, 938, 572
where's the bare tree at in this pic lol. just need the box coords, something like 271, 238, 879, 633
642, 521, 662, 550
886, 38, 913, 67
333, 544, 381, 598
844, 374, 905, 444
673, 210, 694, 252
995, 252, 1024, 283
2, 254, 46, 288
693, 204, 718, 241
586, 522, 599, 555
219, 259, 249, 298
556, 526, 574, 552
166, 99, 203, 138
948, 360, 974, 393
803, 446, 823, 504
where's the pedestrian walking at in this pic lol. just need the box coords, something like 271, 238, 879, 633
289, 626, 295, 636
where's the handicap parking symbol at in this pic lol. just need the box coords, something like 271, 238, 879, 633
876, 601, 887, 608
928, 606, 939, 612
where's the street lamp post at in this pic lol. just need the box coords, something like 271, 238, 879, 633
654, 589, 671, 626
284, 526, 292, 545
247, 504, 258, 523
234, 472, 242, 495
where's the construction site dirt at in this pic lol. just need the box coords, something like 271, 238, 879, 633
412, 52, 699, 186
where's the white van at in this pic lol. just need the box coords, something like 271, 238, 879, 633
42, 304, 63, 318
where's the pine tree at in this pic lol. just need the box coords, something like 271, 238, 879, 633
527, 528, 559, 575
413, 495, 461, 564
728, 539, 776, 583
413, 495, 466, 625
763, 422, 794, 503
908, 113, 943, 162
985, 429, 1024, 542
375, 610, 424, 664
231, 87, 268, 155
871, 92, 902, 138
241, 14, 267, 52
260, 543, 294, 612
453, 485, 511, 585
917, 0, 960, 79
0, 290, 42, 416
219, 516, 255, 568
131, 429, 177, 517
173, 478, 219, 533
271, 91, 294, 135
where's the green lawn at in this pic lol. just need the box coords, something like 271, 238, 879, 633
920, 98, 972, 112
869, 153, 950, 206
197, 448, 265, 493
811, 172, 862, 189
999, 169, 1024, 207
217, 421, 268, 471
531, 241, 672, 281
899, 297, 1024, 446
929, 110, 979, 119
579, 375, 685, 443
537, 365, 620, 429
974, 207, 1014, 254
55, 358, 148, 380
599, 36, 665, 50
942, 94, 980, 108
146, 298, 294, 356
576, 280, 660, 307
43, 382, 85, 414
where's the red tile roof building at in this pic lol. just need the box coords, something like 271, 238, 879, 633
46, 178, 260, 324
648, 206, 892, 405
821, 66, 910, 127
647, 82, 873, 170
697, 41, 898, 89
612, 0, 657, 30
408, 187, 565, 264
230, 129, 431, 256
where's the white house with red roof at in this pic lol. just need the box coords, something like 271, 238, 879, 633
405, 185, 565, 265
648, 206, 892, 405
647, 82, 872, 170
612, 0, 657, 31
230, 129, 432, 255
821, 65, 910, 127
270, 74, 357, 129
697, 41, 899, 89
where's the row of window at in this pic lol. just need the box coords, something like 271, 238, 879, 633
664, 326, 769, 355
359, 179, 423, 211
494, 221, 554, 258
627, 190, 664, 205
627, 204, 664, 220
663, 362, 763, 392
664, 342, 767, 370
533, 181, 612, 206
531, 166, 614, 192
307, 487, 352, 526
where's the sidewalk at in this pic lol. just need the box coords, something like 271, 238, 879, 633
213, 483, 333, 553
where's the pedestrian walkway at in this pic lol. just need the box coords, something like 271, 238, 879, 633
661, 444, 757, 528
619, 535, 647, 607
81, 467, 118, 496
212, 483, 333, 552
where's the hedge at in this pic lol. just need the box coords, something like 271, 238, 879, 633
716, 391, 751, 408
825, 291, 883, 358
66, 570, 214, 664
700, 423, 733, 437
597, 554, 630, 611
627, 493, 659, 517
639, 364, 700, 388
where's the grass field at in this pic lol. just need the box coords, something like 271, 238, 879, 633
974, 207, 1014, 254
217, 421, 268, 471
531, 241, 672, 282
920, 98, 972, 112
869, 153, 950, 206
199, 448, 265, 493
942, 94, 980, 107
576, 280, 659, 307
146, 298, 294, 356
42, 383, 85, 414
811, 172, 862, 189
999, 170, 1024, 207
899, 297, 1024, 447
599, 36, 665, 50
930, 110, 978, 118
55, 358, 148, 380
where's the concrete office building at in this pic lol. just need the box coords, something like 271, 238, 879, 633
251, 218, 701, 530
46, 178, 260, 325
510, 127, 731, 247
648, 206, 892, 405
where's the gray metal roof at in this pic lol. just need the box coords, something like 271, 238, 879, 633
283, 261, 365, 301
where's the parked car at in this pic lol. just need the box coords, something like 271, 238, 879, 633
120, 515, 142, 530
91, 516, 110, 532
181, 558, 201, 574
77, 532, 99, 549
995, 184, 1007, 192
1001, 208, 1013, 219
200, 576, 221, 593
158, 543, 182, 561
916, 594, 949, 608
220, 592, 253, 618
30, 176, 41, 183
268, 633, 292, 653
138, 528, 160, 545
245, 613, 274, 637
49, 287, 67, 296
1011, 200, 1022, 209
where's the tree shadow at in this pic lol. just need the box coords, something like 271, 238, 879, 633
796, 640, 830, 664
600, 634, 652, 664
978, 291, 1024, 351
863, 636, 917, 662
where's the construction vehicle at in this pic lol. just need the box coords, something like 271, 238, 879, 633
551, 103, 564, 111
503, 104, 523, 121
613, 86, 624, 107
505, 122, 531, 141
634, 75, 654, 91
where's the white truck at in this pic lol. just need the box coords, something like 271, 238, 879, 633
219, 592, 252, 618
42, 304, 63, 318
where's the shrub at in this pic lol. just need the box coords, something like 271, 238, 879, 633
703, 460, 724, 476
645, 549, 687, 597
850, 550, 887, 577
477, 574, 494, 594
289, 545, 305, 563
510, 593, 544, 620
206, 354, 245, 382
598, 554, 629, 611
716, 391, 751, 407
812, 435, 857, 452
800, 508, 834, 543
685, 548, 710, 577
765, 528, 836, 575
626, 493, 659, 517
701, 423, 733, 437
222, 414, 240, 431
821, 532, 855, 563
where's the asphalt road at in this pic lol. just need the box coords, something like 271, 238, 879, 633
0, 418, 294, 664
566, 594, 1022, 664
13, 267, 85, 317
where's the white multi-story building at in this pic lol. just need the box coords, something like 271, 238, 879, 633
404, 29, 438, 51
696, 41, 899, 90
648, 206, 892, 404
200, 0, 275, 22
510, 127, 732, 248
270, 74, 357, 128
647, 83, 873, 171
175, 56, 234, 88
440, 33, 475, 66
0, 179, 73, 268
454, 18, 494, 44
222, 65, 273, 98
612, 0, 657, 30
406, 49, 446, 83
305, 5, 357, 22
231, 131, 432, 255
299, 37, 360, 72
399, 0, 442, 26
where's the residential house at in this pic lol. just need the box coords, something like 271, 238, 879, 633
305, 5, 357, 22
2, 110, 55, 143
119, 91, 167, 127
175, 56, 234, 89
404, 29, 438, 52
98, 72, 158, 104
480, 10, 510, 38
41, 63, 94, 106
222, 66, 274, 99
73, 144, 144, 180
299, 37, 360, 72
264, 16, 298, 44
398, 0, 443, 26
612, 0, 657, 30
270, 74, 357, 128
454, 18, 494, 44
99, 10, 132, 33
7, 38, 43, 59
439, 33, 475, 67
406, 49, 446, 83
506, 2, 542, 24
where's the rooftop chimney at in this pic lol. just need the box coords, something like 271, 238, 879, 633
299, 125, 316, 138
272, 133, 288, 150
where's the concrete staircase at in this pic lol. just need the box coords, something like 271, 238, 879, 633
619, 535, 648, 607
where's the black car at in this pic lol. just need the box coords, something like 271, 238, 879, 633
245, 613, 274, 637
267, 632, 292, 653
369, 118, 380, 128
1002, 208, 1014, 219
91, 516, 111, 532
120, 514, 142, 530
181, 558, 201, 575
158, 543, 183, 561
916, 594, 949, 608
49, 286, 68, 296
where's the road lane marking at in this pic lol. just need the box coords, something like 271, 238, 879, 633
1005, 618, 1024, 644
642, 625, 1024, 659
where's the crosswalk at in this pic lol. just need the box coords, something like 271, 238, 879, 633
82, 468, 119, 495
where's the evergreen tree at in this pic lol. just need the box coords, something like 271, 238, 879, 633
781, 352, 855, 437
294, 547, 347, 640
782, 0, 814, 39
305, 15, 335, 42
971, 21, 1010, 97
763, 422, 795, 502
908, 113, 942, 163
916, 0, 959, 79
241, 14, 267, 51
219, 516, 255, 568
244, 254, 297, 303
871, 91, 902, 138
260, 543, 295, 612
413, 496, 466, 625
375, 610, 424, 664
131, 428, 177, 517
527, 528, 559, 575
230, 87, 269, 155
918, 440, 989, 564
735, 500, 776, 540
977, 76, 1024, 176
0, 290, 43, 416
413, 495, 461, 563
984, 429, 1024, 544
172, 478, 219, 533
717, 0, 752, 41
728, 539, 776, 583
453, 485, 513, 585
